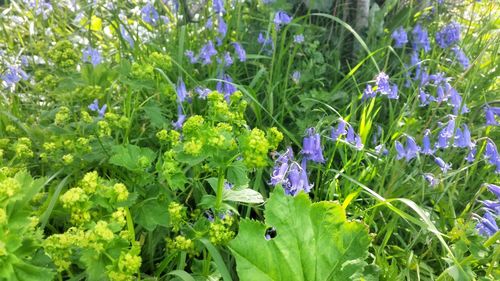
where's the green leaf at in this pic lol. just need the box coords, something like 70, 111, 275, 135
222, 188, 264, 204
229, 187, 372, 281
133, 199, 170, 231
109, 144, 156, 172
226, 161, 249, 187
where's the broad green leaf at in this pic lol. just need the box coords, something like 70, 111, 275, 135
109, 144, 156, 172
229, 187, 372, 281
222, 188, 264, 204
133, 199, 170, 231
226, 161, 249, 187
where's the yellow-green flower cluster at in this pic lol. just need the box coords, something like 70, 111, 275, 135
0, 177, 21, 199
13, 137, 34, 159
168, 202, 186, 232
240, 128, 270, 168
167, 235, 194, 253
48, 40, 80, 68
209, 215, 236, 245
55, 106, 71, 126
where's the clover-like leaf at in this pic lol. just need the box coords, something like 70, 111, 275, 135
229, 186, 372, 281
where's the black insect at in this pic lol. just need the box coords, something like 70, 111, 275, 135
264, 227, 277, 240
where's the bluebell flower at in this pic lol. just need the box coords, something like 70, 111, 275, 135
1, 65, 29, 87
300, 159, 313, 193
213, 0, 225, 14
88, 99, 107, 118
435, 22, 461, 48
173, 104, 186, 130
20, 55, 29, 67
423, 173, 439, 187
486, 184, 500, 200
258, 32, 273, 51
435, 118, 455, 149
475, 212, 499, 237
176, 78, 188, 103
375, 144, 389, 156
141, 3, 159, 25
484, 140, 499, 165
362, 84, 376, 100
331, 119, 347, 141
419, 88, 435, 106
232, 42, 246, 62
218, 52, 233, 67
465, 147, 476, 163
421, 129, 434, 155
481, 200, 500, 216
120, 25, 134, 48
346, 125, 356, 143
199, 41, 218, 65
375, 72, 391, 93
301, 128, 325, 163
430, 72, 446, 85
218, 15, 227, 38
447, 83, 469, 114
194, 87, 211, 99
270, 147, 293, 186
412, 24, 431, 53
216, 73, 237, 100
451, 46, 470, 69
454, 124, 474, 148
293, 34, 304, 44
485, 106, 500, 126
185, 50, 197, 63
395, 135, 420, 161
292, 71, 301, 84
82, 47, 102, 67
434, 156, 452, 173
436, 85, 446, 103
224, 181, 234, 190
391, 26, 408, 48
206, 17, 213, 29
273, 11, 292, 30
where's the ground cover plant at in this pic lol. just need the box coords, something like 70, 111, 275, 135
0, 0, 499, 280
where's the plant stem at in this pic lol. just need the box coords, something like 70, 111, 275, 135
215, 168, 225, 211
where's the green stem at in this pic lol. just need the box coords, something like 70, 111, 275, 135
215, 168, 225, 211
124, 207, 136, 242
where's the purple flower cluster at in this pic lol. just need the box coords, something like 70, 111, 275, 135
391, 27, 408, 48
82, 47, 102, 67
301, 128, 325, 163
331, 119, 363, 150
88, 99, 107, 118
273, 11, 292, 30
475, 184, 500, 237
141, 3, 159, 26
1, 65, 29, 87
269, 147, 312, 196
173, 78, 188, 129
363, 72, 398, 100
435, 22, 461, 49
485, 106, 500, 126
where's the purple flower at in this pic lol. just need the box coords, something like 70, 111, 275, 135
176, 78, 188, 103
375, 144, 388, 155
391, 26, 408, 48
218, 52, 233, 67
141, 3, 159, 25
216, 73, 237, 101
292, 71, 301, 84
258, 32, 273, 52
451, 46, 469, 69
395, 135, 420, 161
485, 140, 499, 165
454, 124, 474, 148
301, 128, 325, 163
88, 99, 107, 118
485, 106, 500, 126
185, 50, 197, 63
232, 42, 246, 62
486, 184, 500, 200
362, 84, 376, 100
423, 173, 439, 187
1, 65, 29, 87
481, 200, 500, 216
375, 72, 391, 93
475, 212, 499, 237
195, 87, 211, 99
82, 46, 102, 66
421, 129, 434, 155
173, 104, 186, 130
434, 157, 452, 173
293, 34, 304, 44
120, 25, 134, 48
435, 22, 461, 48
300, 159, 312, 193
447, 83, 469, 114
199, 41, 218, 65
331, 119, 347, 141
412, 24, 431, 53
270, 147, 293, 186
218, 15, 227, 38
274, 11, 292, 30
213, 0, 225, 14
435, 118, 455, 149
465, 147, 476, 163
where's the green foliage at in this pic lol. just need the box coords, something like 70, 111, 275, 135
229, 187, 374, 281
0, 172, 55, 281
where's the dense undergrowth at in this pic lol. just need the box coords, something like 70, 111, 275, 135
0, 0, 499, 280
